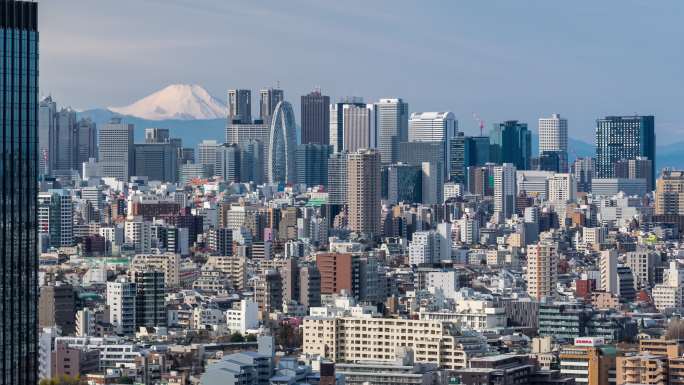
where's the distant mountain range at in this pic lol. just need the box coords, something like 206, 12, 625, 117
77, 108, 226, 149
109, 84, 227, 120
79, 84, 683, 169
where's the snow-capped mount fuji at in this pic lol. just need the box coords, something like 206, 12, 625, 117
109, 84, 227, 120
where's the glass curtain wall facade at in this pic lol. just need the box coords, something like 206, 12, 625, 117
1, 2, 39, 384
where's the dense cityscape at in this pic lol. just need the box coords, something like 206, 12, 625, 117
4, 1, 684, 385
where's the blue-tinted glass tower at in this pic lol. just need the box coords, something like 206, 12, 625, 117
489, 120, 531, 170
596, 115, 655, 188
1, 1, 39, 384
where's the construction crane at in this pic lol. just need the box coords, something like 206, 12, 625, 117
473, 113, 485, 136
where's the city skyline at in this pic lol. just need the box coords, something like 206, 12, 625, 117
12, 2, 684, 385
41, 0, 684, 142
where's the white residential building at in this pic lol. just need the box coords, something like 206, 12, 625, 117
494, 163, 517, 220
600, 250, 618, 295
409, 231, 436, 265
225, 300, 259, 334
124, 217, 152, 253
425, 270, 459, 298
106, 278, 137, 335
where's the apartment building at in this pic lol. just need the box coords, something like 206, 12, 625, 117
302, 316, 488, 370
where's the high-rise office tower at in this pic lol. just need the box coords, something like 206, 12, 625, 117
240, 139, 264, 184
225, 90, 268, 183
538, 114, 568, 172
76, 118, 97, 168
573, 157, 595, 193
259, 88, 284, 121
449, 133, 467, 184
493, 163, 517, 220
327, 152, 348, 205
296, 143, 331, 187
526, 241, 558, 300
38, 96, 57, 175
386, 163, 422, 204
227, 89, 252, 124
329, 98, 375, 153
180, 147, 195, 164
468, 165, 494, 196
197, 140, 219, 177
376, 98, 408, 164
267, 101, 297, 184
1, 5, 39, 381
536, 151, 561, 173
421, 162, 443, 205
399, 141, 445, 180
614, 156, 654, 192
215, 143, 241, 183
409, 112, 458, 178
301, 89, 330, 145
449, 135, 491, 184
98, 118, 134, 181
347, 149, 381, 239
408, 111, 458, 142
466, 136, 490, 166
489, 120, 532, 170
55, 107, 77, 171
134, 142, 179, 182
144, 127, 169, 143
595, 115, 655, 184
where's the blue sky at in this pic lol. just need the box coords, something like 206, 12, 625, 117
41, 0, 684, 142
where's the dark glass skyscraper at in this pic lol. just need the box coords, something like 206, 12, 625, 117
595, 115, 655, 185
1, 2, 39, 384
296, 143, 331, 187
489, 120, 531, 170
449, 133, 490, 184
301, 90, 330, 145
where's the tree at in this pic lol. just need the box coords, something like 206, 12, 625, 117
666, 319, 684, 340
230, 332, 245, 342
245, 333, 257, 342
38, 375, 80, 385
